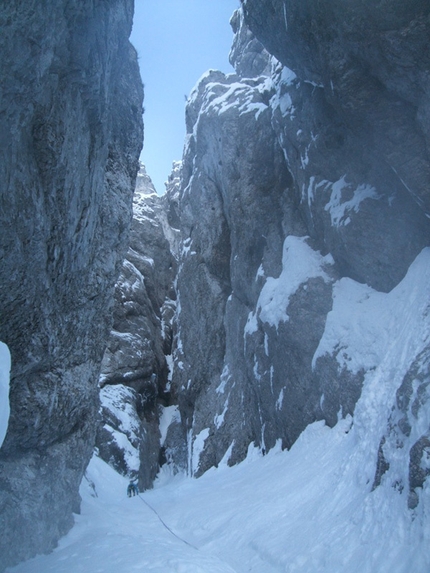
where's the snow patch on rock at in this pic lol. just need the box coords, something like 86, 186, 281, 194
313, 247, 430, 374
0, 341, 11, 449
325, 176, 381, 227
247, 236, 334, 332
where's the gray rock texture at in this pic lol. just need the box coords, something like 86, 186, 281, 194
238, 0, 430, 506
96, 165, 178, 490
229, 8, 272, 78
0, 1, 143, 569
242, 0, 430, 226
165, 4, 430, 485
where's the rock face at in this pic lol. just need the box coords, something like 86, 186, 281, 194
0, 1, 143, 569
2, 1, 428, 566
96, 165, 179, 490
242, 0, 430, 291
164, 0, 430, 500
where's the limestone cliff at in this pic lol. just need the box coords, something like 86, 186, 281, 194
242, 0, 430, 289
0, 1, 143, 569
164, 0, 430, 512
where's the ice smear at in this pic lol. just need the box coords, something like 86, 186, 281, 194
191, 428, 210, 476
0, 341, 11, 449
325, 176, 381, 226
159, 405, 180, 446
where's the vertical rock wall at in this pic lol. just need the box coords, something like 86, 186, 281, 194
0, 1, 143, 569
165, 3, 430, 487
242, 0, 430, 289
168, 64, 306, 473
239, 0, 430, 508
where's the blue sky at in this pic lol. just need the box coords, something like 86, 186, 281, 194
131, 0, 239, 194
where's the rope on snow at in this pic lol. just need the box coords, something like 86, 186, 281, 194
137, 494, 199, 551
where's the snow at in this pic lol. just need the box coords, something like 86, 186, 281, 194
100, 385, 141, 439
239, 100, 267, 119
300, 144, 309, 168
283, 2, 288, 32
270, 65, 298, 121
165, 353, 174, 385
160, 405, 180, 446
132, 188, 158, 225
5, 257, 430, 573
325, 176, 380, 227
192, 78, 270, 127
190, 427, 210, 476
276, 388, 284, 410
246, 236, 334, 333
244, 309, 259, 336
103, 425, 140, 472
0, 341, 11, 449
280, 66, 297, 86
8, 415, 429, 573
122, 259, 146, 286
181, 237, 194, 257
6, 248, 430, 571
256, 263, 265, 280
313, 247, 430, 374
216, 364, 230, 394
278, 92, 294, 116
257, 76, 274, 96
214, 399, 229, 429
188, 69, 216, 105
304, 177, 330, 208
264, 332, 269, 355
99, 385, 141, 474
303, 79, 324, 88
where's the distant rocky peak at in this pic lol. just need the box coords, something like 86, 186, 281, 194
165, 160, 182, 201
161, 161, 182, 252
135, 162, 157, 195
229, 7, 272, 79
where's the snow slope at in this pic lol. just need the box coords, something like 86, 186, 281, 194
7, 249, 430, 573
6, 419, 429, 573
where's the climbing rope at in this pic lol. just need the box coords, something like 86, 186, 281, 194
137, 494, 199, 551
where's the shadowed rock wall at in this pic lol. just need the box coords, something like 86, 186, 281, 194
0, 1, 143, 569
242, 0, 430, 217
